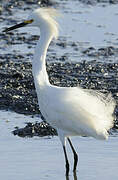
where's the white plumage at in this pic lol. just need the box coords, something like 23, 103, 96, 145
4, 7, 116, 176
30, 8, 115, 141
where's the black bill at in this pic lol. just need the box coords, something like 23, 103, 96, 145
3, 19, 33, 33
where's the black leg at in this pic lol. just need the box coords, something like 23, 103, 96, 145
63, 145, 70, 176
67, 137, 78, 172
73, 171, 77, 180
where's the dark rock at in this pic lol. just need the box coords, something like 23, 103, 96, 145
82, 46, 118, 57
79, 0, 118, 5
12, 121, 57, 137
0, 59, 118, 127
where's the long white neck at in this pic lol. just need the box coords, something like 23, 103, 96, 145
32, 28, 53, 87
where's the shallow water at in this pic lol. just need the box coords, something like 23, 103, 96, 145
1, 1, 118, 62
0, 1, 118, 180
0, 111, 118, 180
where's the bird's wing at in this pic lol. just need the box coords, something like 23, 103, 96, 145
47, 86, 115, 139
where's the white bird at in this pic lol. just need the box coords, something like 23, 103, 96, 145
3, 8, 115, 176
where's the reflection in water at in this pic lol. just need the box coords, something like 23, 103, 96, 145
66, 172, 78, 180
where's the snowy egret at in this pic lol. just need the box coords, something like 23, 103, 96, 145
3, 8, 115, 176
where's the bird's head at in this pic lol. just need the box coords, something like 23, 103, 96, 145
3, 8, 60, 39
